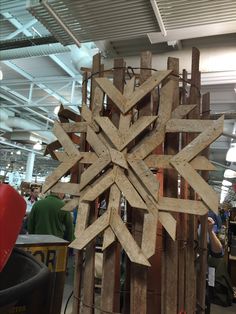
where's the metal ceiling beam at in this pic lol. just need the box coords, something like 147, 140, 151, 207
149, 0, 167, 37
0, 139, 43, 155
3, 60, 70, 104
148, 21, 236, 43
0, 91, 54, 124
4, 19, 38, 40
2, 12, 79, 79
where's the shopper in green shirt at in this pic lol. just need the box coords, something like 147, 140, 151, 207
28, 192, 74, 242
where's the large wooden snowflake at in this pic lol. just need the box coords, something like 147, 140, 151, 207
42, 71, 223, 266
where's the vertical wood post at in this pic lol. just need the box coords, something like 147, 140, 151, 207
162, 57, 179, 314
185, 47, 201, 314
101, 58, 125, 313
197, 92, 210, 313
130, 51, 152, 314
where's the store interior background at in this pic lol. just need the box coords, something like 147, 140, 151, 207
0, 2, 236, 312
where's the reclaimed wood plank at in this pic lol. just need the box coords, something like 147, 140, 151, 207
53, 121, 80, 157
115, 167, 148, 211
144, 155, 216, 171
130, 80, 174, 160
172, 116, 224, 163
157, 197, 208, 215
42, 156, 81, 193
86, 125, 108, 156
70, 209, 110, 250
60, 122, 88, 133
110, 209, 150, 266
51, 182, 80, 196
80, 153, 111, 190
166, 119, 213, 133
128, 158, 159, 202
162, 57, 179, 314
62, 197, 79, 212
197, 92, 210, 314
171, 104, 196, 119
171, 161, 219, 213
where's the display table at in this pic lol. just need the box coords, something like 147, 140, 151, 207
15, 234, 69, 314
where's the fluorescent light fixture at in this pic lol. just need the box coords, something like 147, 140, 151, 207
224, 169, 236, 178
54, 105, 60, 115
16, 150, 21, 155
226, 143, 236, 162
33, 141, 42, 150
222, 179, 232, 187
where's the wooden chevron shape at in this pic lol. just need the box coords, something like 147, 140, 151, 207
130, 80, 175, 159
81, 169, 115, 202
102, 184, 121, 250
42, 155, 81, 193
166, 119, 213, 133
144, 155, 216, 171
127, 158, 159, 202
96, 70, 172, 114
53, 121, 80, 157
172, 116, 224, 163
171, 104, 196, 119
171, 161, 219, 213
80, 152, 111, 190
95, 115, 157, 151
115, 167, 148, 211
51, 182, 80, 196
86, 126, 109, 156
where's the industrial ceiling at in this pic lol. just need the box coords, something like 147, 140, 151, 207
0, 0, 235, 202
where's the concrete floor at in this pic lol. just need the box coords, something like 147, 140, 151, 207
61, 256, 236, 314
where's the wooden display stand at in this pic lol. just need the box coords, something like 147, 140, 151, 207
43, 48, 223, 314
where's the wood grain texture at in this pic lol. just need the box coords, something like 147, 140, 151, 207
171, 104, 196, 119
171, 161, 219, 213
166, 119, 213, 133
144, 155, 216, 171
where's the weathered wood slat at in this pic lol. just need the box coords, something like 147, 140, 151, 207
171, 161, 219, 213
80, 153, 111, 190
55, 151, 98, 164
62, 197, 79, 212
128, 158, 159, 202
172, 116, 224, 163
102, 184, 121, 250
81, 169, 115, 202
171, 104, 196, 119
130, 80, 174, 160
115, 167, 147, 211
120, 115, 157, 150
95, 116, 122, 149
42, 156, 81, 193
166, 119, 213, 133
61, 122, 88, 133
51, 182, 80, 196
53, 121, 80, 157
157, 197, 208, 215
144, 155, 216, 171
110, 209, 150, 266
70, 209, 110, 250
86, 125, 108, 156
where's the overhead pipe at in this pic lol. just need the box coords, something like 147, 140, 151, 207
0, 43, 70, 61
5, 117, 55, 143
0, 139, 43, 155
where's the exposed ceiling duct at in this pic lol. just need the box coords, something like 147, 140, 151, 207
0, 110, 55, 143
0, 43, 70, 61
27, 0, 160, 44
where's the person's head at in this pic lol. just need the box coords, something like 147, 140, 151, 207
31, 187, 39, 199
50, 191, 65, 200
